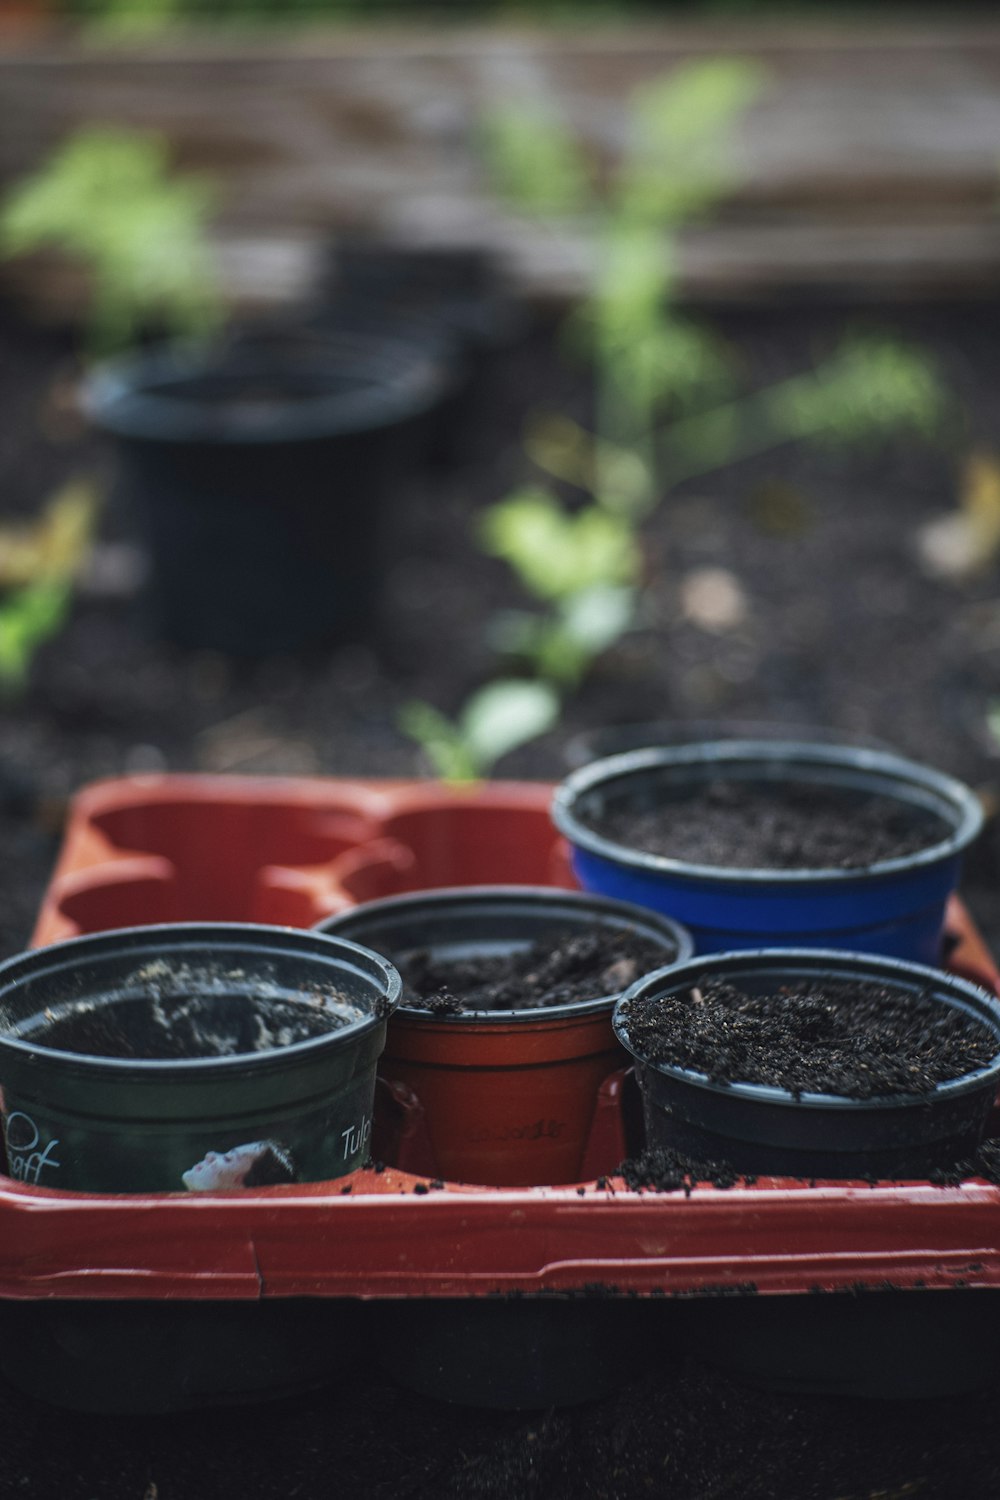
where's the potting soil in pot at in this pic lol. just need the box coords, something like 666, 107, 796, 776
625, 975, 997, 1098
15, 972, 362, 1061
399, 928, 671, 1014
590, 780, 950, 871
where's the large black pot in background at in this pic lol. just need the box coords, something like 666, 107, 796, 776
320, 240, 525, 469
85, 328, 452, 656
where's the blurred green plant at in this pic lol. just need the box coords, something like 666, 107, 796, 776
0, 127, 222, 356
443, 62, 946, 738
478, 485, 640, 688
0, 479, 101, 697
399, 679, 560, 784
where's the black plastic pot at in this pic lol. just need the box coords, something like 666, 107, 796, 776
327, 240, 517, 365
319, 887, 693, 1186
372, 1296, 665, 1410
613, 949, 1000, 1178
0, 1298, 368, 1414
553, 741, 984, 963
84, 327, 452, 655
0, 923, 400, 1193
322, 240, 524, 468
687, 1287, 1000, 1399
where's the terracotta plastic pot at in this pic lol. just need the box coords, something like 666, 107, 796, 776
0, 923, 400, 1193
552, 741, 984, 962
319, 887, 692, 1186
84, 328, 451, 655
614, 948, 1000, 1179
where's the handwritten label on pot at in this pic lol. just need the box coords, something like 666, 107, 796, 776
341, 1111, 372, 1162
4, 1111, 61, 1184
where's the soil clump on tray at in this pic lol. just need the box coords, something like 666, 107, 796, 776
399, 928, 671, 1014
622, 976, 997, 1098
591, 779, 948, 870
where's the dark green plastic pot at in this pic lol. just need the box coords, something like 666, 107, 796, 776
0, 923, 400, 1193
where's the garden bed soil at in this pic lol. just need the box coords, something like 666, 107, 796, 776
623, 975, 998, 1098
399, 928, 672, 1014
590, 779, 949, 870
5, 295, 1000, 1491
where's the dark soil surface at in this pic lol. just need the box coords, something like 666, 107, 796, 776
6, 294, 1000, 1492
23, 988, 353, 1059
4, 1349, 1000, 1500
619, 1142, 750, 1194
591, 778, 950, 870
620, 975, 998, 1097
399, 928, 673, 1014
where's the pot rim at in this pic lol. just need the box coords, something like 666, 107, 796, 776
82, 329, 453, 445
317, 884, 693, 1025
552, 741, 984, 885
0, 922, 401, 1079
613, 947, 1000, 1112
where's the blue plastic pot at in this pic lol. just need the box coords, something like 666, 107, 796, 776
551, 742, 983, 963
613, 948, 1000, 1178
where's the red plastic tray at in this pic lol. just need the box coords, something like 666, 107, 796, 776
5, 773, 1000, 1306
31, 774, 575, 946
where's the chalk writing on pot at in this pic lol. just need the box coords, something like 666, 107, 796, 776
464, 1119, 566, 1145
4, 1111, 61, 1184
341, 1112, 372, 1161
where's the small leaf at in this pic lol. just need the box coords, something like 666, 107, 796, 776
631, 59, 766, 154
479, 490, 640, 602
397, 701, 477, 784
769, 336, 946, 446
524, 414, 595, 490
460, 679, 560, 770
0, 478, 101, 589
558, 584, 637, 655
479, 106, 591, 217
1, 126, 221, 355
616, 59, 766, 226
917, 453, 1000, 581
0, 579, 72, 694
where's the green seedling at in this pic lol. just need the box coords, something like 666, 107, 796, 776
662, 333, 946, 489
0, 480, 100, 589
0, 580, 73, 696
0, 478, 101, 697
1, 127, 222, 356
468, 59, 767, 705
420, 57, 949, 780
490, 583, 638, 689
478, 484, 641, 683
399, 679, 559, 784
81, 0, 181, 39
478, 485, 640, 602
